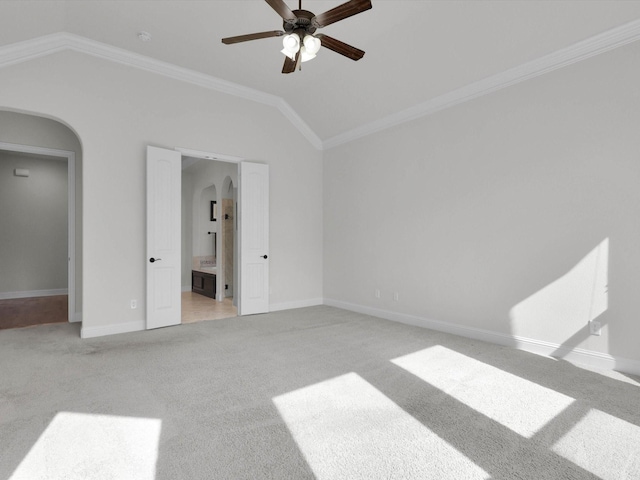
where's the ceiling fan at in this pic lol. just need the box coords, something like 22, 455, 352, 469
221, 0, 372, 74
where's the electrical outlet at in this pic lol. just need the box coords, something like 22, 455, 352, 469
590, 320, 601, 336
131, 299, 137, 309
393, 292, 399, 302
375, 289, 381, 299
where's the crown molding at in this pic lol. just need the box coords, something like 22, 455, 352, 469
0, 32, 324, 151
323, 18, 640, 150
0, 33, 69, 67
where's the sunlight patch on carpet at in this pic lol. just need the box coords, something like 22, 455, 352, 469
552, 408, 640, 480
392, 345, 574, 438
273, 372, 489, 480
10, 412, 162, 480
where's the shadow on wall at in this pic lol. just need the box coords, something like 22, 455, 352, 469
509, 238, 609, 358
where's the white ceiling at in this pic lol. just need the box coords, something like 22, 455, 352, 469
2, 0, 640, 143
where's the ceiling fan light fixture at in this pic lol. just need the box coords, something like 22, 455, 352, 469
280, 48, 295, 60
300, 46, 316, 63
281, 33, 300, 58
303, 35, 321, 55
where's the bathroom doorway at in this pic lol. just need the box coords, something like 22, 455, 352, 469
180, 155, 238, 324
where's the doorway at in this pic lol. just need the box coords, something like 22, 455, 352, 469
147, 146, 269, 330
181, 155, 238, 323
0, 142, 76, 328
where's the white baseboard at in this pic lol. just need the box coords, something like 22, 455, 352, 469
81, 320, 145, 339
0, 289, 68, 300
270, 298, 324, 312
71, 311, 82, 323
324, 298, 640, 377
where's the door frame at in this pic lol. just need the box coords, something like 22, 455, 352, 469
0, 141, 77, 323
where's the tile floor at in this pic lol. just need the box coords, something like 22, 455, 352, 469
181, 291, 237, 324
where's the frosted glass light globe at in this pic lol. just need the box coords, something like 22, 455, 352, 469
281, 33, 300, 59
300, 46, 316, 63
303, 35, 321, 55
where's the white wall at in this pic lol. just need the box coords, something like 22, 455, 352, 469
0, 50, 323, 336
0, 151, 67, 292
324, 41, 640, 366
0, 111, 82, 311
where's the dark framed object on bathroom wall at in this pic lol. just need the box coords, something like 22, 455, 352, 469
210, 201, 217, 221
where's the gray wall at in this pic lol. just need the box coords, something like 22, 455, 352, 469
0, 111, 82, 311
324, 40, 640, 364
0, 151, 67, 292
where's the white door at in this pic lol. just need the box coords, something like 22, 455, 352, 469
146, 146, 181, 329
239, 161, 269, 315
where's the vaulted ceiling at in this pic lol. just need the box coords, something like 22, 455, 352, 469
1, 1, 640, 148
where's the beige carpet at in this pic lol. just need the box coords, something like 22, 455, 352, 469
1, 306, 639, 479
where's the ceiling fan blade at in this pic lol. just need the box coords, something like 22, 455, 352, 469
282, 55, 296, 74
265, 0, 298, 25
282, 49, 301, 74
312, 0, 372, 28
316, 34, 365, 61
222, 30, 284, 45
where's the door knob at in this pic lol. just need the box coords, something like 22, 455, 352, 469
261, 255, 268, 259
149, 257, 162, 263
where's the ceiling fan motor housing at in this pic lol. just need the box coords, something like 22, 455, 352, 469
284, 10, 317, 34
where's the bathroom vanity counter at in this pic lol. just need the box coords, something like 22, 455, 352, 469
193, 267, 217, 275
192, 268, 216, 299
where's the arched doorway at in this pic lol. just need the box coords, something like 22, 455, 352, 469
0, 110, 82, 329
